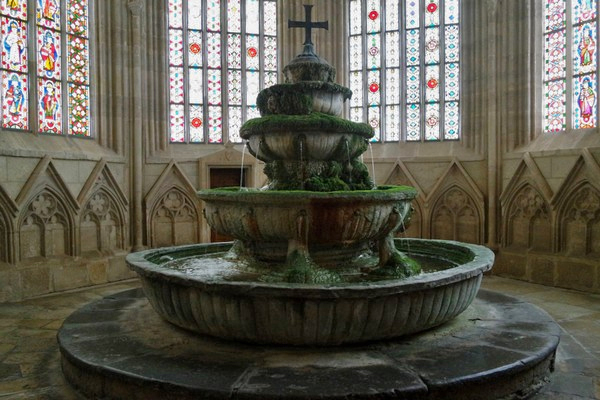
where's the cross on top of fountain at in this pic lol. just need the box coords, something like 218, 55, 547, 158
284, 4, 335, 83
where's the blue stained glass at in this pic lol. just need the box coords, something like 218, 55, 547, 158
406, 29, 420, 66
445, 25, 459, 62
406, 0, 420, 29
444, 101, 459, 139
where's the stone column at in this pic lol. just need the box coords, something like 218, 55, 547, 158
128, 0, 145, 251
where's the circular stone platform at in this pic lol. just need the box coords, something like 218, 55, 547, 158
58, 288, 560, 400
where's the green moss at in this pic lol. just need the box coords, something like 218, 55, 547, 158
240, 112, 374, 140
256, 88, 313, 115
283, 251, 342, 284
371, 251, 422, 279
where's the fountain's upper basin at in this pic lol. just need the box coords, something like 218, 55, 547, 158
198, 186, 417, 265
126, 239, 494, 346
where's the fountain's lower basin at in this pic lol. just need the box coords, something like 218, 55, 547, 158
126, 239, 494, 346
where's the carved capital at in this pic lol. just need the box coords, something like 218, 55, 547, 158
127, 0, 144, 16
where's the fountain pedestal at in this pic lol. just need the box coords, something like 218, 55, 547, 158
58, 287, 560, 400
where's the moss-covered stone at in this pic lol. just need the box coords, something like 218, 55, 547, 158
240, 112, 374, 140
256, 82, 353, 116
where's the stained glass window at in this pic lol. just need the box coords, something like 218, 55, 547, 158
349, 0, 460, 142
1, 0, 90, 135
544, 0, 598, 132
168, 0, 277, 143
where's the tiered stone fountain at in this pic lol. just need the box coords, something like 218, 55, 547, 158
58, 8, 560, 399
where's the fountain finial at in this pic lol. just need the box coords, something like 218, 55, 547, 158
284, 5, 336, 83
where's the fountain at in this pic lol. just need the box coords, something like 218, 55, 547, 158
58, 8, 560, 399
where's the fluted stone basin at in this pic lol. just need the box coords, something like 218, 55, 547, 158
126, 239, 494, 346
198, 186, 416, 265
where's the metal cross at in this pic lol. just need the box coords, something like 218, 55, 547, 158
288, 5, 328, 46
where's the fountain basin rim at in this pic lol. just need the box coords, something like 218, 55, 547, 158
126, 239, 494, 299
197, 185, 418, 202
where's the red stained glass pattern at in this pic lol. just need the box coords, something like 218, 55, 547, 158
369, 46, 379, 56
369, 82, 379, 93
369, 10, 378, 20
427, 3, 438, 13
427, 78, 438, 88
191, 117, 202, 128
190, 43, 200, 54
247, 46, 257, 57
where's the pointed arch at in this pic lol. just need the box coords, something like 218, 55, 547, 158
0, 185, 18, 264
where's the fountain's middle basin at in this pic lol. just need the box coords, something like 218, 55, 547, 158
127, 239, 494, 346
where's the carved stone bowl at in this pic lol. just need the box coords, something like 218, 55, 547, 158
126, 239, 494, 346
197, 186, 417, 265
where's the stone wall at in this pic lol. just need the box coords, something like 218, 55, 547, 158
1, 0, 599, 301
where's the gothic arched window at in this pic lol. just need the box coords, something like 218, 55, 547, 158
167, 0, 278, 144
349, 0, 460, 142
1, 0, 90, 136
544, 0, 598, 132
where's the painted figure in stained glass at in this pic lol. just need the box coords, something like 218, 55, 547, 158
3, 20, 24, 69
40, 31, 57, 77
40, 80, 58, 127
6, 0, 19, 13
39, 0, 58, 21
578, 24, 595, 66
5, 73, 24, 120
577, 76, 596, 125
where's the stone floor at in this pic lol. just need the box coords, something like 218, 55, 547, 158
0, 276, 598, 400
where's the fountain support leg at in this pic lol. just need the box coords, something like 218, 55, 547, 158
374, 233, 421, 278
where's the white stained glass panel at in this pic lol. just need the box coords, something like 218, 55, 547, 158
425, 65, 440, 102
207, 32, 221, 68
246, 0, 259, 34
406, 103, 420, 141
246, 70, 260, 106
188, 0, 202, 30
228, 106, 242, 142
264, 36, 277, 70
385, 105, 400, 141
444, 101, 459, 139
207, 68, 221, 105
368, 33, 381, 69
206, 0, 220, 31
385, 0, 400, 31
545, 30, 566, 81
406, 29, 420, 65
367, 69, 380, 105
247, 106, 260, 119
386, 68, 400, 104
227, 33, 241, 68
350, 35, 363, 71
350, 107, 363, 123
168, 0, 183, 28
265, 71, 277, 87
228, 69, 242, 104
406, 0, 420, 29
368, 105, 381, 141
350, 0, 362, 35
445, 62, 459, 101
188, 68, 203, 104
425, 27, 440, 64
367, 0, 380, 33
445, 25, 459, 62
425, 102, 440, 140
246, 34, 259, 70
1, 17, 28, 73
189, 104, 204, 142
227, 0, 241, 32
350, 70, 363, 107
170, 104, 185, 142
386, 31, 400, 67
573, 0, 596, 24
208, 105, 222, 142
425, 0, 440, 27
170, 67, 184, 103
188, 30, 203, 67
264, 1, 277, 36
406, 66, 420, 103
169, 29, 184, 66
445, 0, 459, 24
